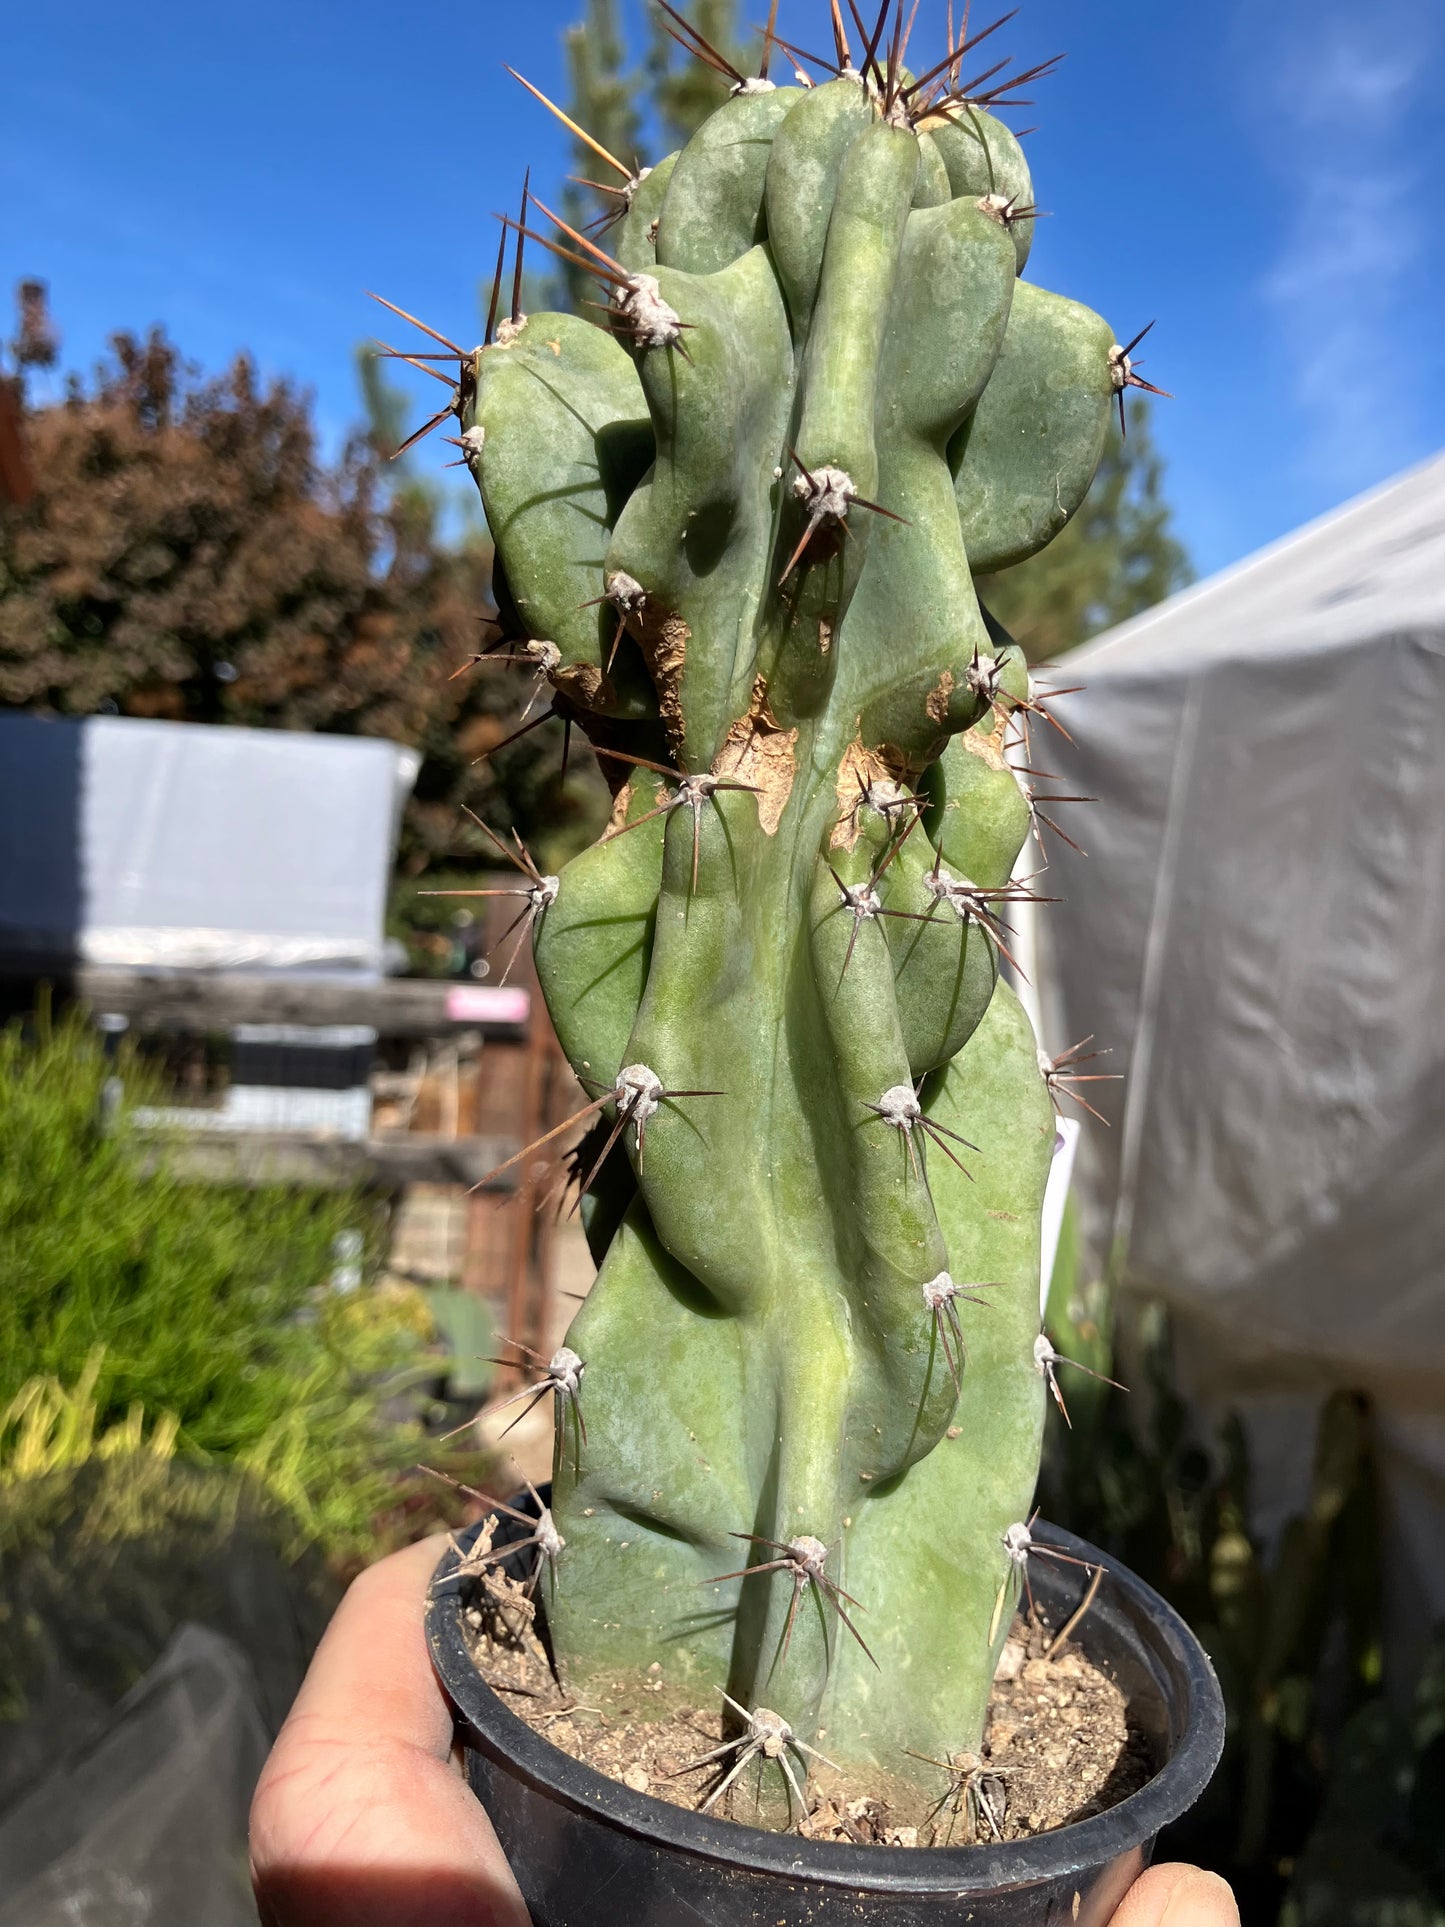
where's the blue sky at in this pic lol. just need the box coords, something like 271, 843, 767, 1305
4, 0, 1442, 580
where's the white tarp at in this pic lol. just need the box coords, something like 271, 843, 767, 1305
1028, 449, 1445, 1665
0, 714, 419, 975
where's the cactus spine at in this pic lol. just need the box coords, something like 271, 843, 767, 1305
435, 4, 1144, 1826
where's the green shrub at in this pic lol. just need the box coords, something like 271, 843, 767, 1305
0, 1005, 439, 1557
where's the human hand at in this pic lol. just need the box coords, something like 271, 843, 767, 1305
249, 1534, 531, 1927
1111, 1863, 1240, 1927
250, 1537, 1235, 1927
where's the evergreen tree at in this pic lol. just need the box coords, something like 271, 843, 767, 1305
558, 1, 646, 312
556, 0, 755, 307
643, 0, 754, 150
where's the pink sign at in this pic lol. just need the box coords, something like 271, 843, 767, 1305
445, 985, 531, 1025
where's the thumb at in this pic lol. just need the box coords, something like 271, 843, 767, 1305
1110, 1864, 1240, 1927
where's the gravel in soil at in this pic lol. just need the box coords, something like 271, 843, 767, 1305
448, 1541, 1154, 1847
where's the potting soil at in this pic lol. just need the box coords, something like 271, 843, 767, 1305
460, 1587, 1153, 1844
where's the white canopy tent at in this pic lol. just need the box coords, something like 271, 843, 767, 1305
1027, 450, 1445, 1672
0, 715, 419, 977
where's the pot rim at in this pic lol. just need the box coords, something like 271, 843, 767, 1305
427, 1518, 1225, 1896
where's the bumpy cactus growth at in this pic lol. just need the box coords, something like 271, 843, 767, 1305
407, 1, 1154, 1826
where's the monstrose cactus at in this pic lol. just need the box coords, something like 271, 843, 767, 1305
405, 0, 1156, 1826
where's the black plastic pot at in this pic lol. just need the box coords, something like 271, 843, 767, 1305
427, 1511, 1224, 1927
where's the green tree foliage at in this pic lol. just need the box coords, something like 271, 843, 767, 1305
562, 0, 753, 170
557, 3, 646, 312
976, 401, 1192, 661
553, 0, 754, 310
642, 0, 754, 149
565, 1, 645, 185
0, 327, 592, 869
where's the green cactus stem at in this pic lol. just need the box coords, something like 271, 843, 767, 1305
402, 1, 1154, 1827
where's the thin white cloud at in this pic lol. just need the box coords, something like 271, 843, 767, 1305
1245, 1, 1437, 488
1282, 28, 1415, 124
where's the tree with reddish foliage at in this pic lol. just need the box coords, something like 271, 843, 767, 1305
0, 326, 595, 870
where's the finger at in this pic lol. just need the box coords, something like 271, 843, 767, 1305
271, 1536, 457, 1756
1110, 1864, 1240, 1927
250, 1534, 531, 1927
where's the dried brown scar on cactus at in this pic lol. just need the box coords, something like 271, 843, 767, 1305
551, 660, 608, 708
926, 669, 956, 724
715, 682, 798, 835
831, 741, 912, 850
590, 572, 690, 743
644, 615, 690, 749
962, 708, 1014, 771
601, 777, 637, 835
